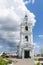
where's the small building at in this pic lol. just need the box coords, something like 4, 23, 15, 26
18, 14, 34, 59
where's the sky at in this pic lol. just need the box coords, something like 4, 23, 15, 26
26, 0, 43, 53
0, 0, 43, 54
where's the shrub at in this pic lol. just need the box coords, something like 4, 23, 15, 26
0, 56, 12, 65
36, 62, 40, 65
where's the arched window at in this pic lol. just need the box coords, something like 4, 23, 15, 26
25, 36, 28, 41
25, 26, 28, 31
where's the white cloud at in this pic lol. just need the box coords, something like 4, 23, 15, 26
0, 8, 9, 18
0, 30, 20, 43
0, 0, 36, 49
24, 0, 35, 4
0, 0, 36, 25
0, 45, 3, 48
38, 35, 43, 38
32, 0, 35, 4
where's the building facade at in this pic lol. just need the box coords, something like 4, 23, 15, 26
18, 14, 34, 58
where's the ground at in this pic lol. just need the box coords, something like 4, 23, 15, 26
8, 58, 35, 65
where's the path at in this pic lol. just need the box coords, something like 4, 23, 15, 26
9, 58, 35, 65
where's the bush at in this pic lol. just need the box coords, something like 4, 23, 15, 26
34, 57, 39, 61
41, 63, 43, 65
36, 62, 40, 65
7, 60, 12, 64
0, 56, 12, 65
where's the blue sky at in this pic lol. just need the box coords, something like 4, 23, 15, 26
26, 0, 43, 46
26, 0, 43, 53
0, 0, 43, 54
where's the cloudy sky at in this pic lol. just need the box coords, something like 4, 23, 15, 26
0, 0, 43, 54
27, 0, 43, 53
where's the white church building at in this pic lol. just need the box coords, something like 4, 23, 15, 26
18, 14, 34, 59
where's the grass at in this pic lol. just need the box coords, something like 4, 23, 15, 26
0, 56, 12, 65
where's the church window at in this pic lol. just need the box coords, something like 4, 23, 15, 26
25, 26, 28, 31
25, 36, 28, 41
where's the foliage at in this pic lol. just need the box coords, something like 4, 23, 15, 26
36, 63, 43, 65
36, 62, 40, 65
41, 63, 43, 65
0, 56, 12, 65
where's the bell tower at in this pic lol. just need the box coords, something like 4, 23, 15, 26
18, 14, 34, 58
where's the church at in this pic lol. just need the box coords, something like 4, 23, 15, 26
18, 14, 34, 59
